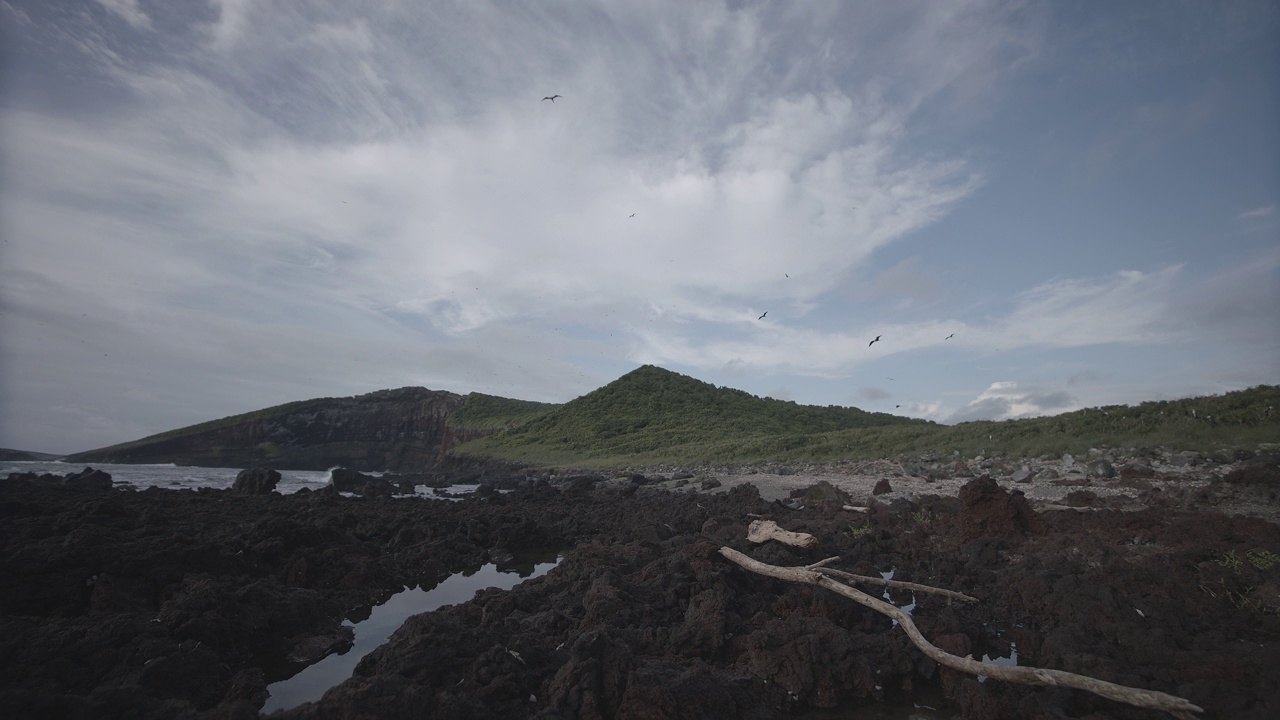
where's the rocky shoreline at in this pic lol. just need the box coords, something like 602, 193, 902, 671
2, 450, 1278, 719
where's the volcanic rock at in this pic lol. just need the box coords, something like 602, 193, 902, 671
63, 467, 113, 490
957, 475, 1042, 542
232, 467, 280, 494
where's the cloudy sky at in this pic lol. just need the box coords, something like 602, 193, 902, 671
1, 1, 1277, 454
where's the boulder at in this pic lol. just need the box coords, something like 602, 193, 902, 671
958, 475, 1042, 542
700, 476, 722, 491
1118, 463, 1155, 480
1012, 466, 1034, 484
1222, 454, 1280, 485
329, 468, 375, 492
872, 478, 892, 495
63, 467, 113, 490
789, 480, 851, 509
360, 479, 395, 498
1087, 459, 1116, 479
232, 467, 280, 494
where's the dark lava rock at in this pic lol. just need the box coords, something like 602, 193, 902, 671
1222, 454, 1280, 485
1011, 467, 1034, 484
700, 476, 722, 490
1118, 463, 1156, 480
232, 467, 280, 494
4, 462, 1278, 720
64, 467, 114, 490
1063, 489, 1098, 507
957, 475, 1042, 542
329, 467, 375, 492
789, 480, 852, 510
561, 473, 604, 494
1087, 459, 1116, 479
5, 467, 114, 490
872, 478, 892, 495
360, 478, 395, 498
286, 627, 355, 664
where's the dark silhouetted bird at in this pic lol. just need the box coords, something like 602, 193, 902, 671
758, 311, 768, 320
542, 95, 562, 102
629, 213, 635, 218
869, 335, 881, 346
945, 333, 954, 340
895, 405, 900, 409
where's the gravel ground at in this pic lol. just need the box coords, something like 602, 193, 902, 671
692, 470, 1193, 505
624, 453, 1280, 520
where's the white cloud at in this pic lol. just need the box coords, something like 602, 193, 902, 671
947, 381, 1077, 423
997, 266, 1185, 347
94, 0, 152, 31
206, 0, 255, 52
1239, 205, 1276, 220
4, 2, 1273, 452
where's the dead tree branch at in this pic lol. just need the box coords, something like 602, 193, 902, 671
718, 547, 1202, 719
746, 519, 818, 548
799, 557, 979, 604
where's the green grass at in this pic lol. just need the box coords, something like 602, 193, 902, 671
454, 364, 930, 466
453, 375, 1280, 468
446, 393, 560, 430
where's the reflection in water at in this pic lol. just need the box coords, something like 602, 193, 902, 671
977, 642, 1018, 682
261, 552, 561, 715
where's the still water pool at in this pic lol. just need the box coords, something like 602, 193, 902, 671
261, 552, 561, 714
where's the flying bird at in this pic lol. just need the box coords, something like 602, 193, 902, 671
869, 335, 881, 346
758, 311, 768, 320
541, 94, 562, 102
629, 213, 635, 218
945, 333, 954, 340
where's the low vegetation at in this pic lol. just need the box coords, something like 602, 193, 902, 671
453, 370, 1280, 468
446, 393, 559, 430
453, 365, 926, 466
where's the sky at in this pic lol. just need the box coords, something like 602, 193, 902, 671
1, 1, 1278, 455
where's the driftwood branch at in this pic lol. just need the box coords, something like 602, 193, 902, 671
746, 519, 817, 548
799, 556, 979, 604
718, 547, 1202, 719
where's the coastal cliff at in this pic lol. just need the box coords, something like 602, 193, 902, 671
64, 387, 468, 471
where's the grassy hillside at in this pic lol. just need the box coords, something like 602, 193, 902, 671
454, 376, 1280, 468
446, 393, 560, 430
453, 364, 929, 466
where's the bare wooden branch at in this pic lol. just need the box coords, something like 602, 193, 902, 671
746, 519, 817, 548
817, 566, 980, 604
843, 505, 871, 513
799, 557, 977, 603
718, 547, 1202, 719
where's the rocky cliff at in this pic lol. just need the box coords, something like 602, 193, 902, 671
64, 387, 467, 471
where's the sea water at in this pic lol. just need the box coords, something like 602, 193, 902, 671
0, 461, 479, 498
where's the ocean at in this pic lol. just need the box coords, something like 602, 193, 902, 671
0, 461, 480, 497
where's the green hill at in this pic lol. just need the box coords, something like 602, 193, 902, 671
446, 393, 560, 430
65, 387, 467, 471
453, 365, 928, 466
453, 372, 1280, 468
